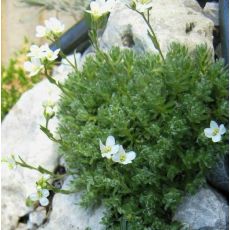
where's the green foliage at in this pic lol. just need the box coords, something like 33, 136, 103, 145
1, 43, 43, 120
57, 44, 228, 229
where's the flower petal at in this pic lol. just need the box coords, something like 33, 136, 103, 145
212, 134, 221, 142
36, 25, 47, 37
112, 152, 120, 162
210, 120, 218, 129
102, 152, 112, 159
219, 124, 226, 135
126, 151, 136, 161
122, 151, 136, 164
41, 189, 50, 198
99, 140, 105, 152
110, 145, 120, 155
39, 197, 49, 206
204, 128, 213, 138
43, 174, 50, 180
106, 136, 115, 146
29, 193, 39, 201
118, 145, 125, 154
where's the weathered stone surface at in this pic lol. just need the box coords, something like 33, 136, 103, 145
28, 207, 47, 229
1, 79, 60, 230
207, 155, 229, 193
203, 2, 219, 26
40, 177, 105, 230
101, 0, 214, 55
174, 186, 229, 230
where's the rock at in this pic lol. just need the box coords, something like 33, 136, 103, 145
207, 155, 229, 193
203, 2, 219, 26
101, 0, 214, 55
55, 52, 82, 81
28, 207, 47, 228
40, 177, 105, 230
1, 79, 60, 230
174, 186, 229, 230
16, 223, 28, 230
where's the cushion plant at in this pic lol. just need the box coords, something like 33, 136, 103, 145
57, 44, 228, 229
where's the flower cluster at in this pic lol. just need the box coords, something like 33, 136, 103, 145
36, 17, 65, 39
24, 44, 60, 77
100, 136, 136, 164
23, 17, 64, 77
29, 174, 51, 207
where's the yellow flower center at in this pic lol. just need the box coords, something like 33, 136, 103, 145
103, 146, 112, 153
120, 154, 126, 162
212, 128, 219, 136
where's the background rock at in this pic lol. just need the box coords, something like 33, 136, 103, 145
207, 155, 229, 194
203, 2, 219, 26
174, 186, 229, 230
1, 79, 60, 230
28, 207, 47, 228
40, 177, 105, 230
101, 0, 214, 55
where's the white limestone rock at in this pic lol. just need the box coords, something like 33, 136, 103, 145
1, 79, 60, 230
101, 0, 214, 55
28, 207, 47, 229
40, 177, 105, 230
174, 186, 229, 230
203, 2, 219, 26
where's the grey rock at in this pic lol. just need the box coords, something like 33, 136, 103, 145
28, 207, 47, 228
207, 155, 229, 193
40, 177, 105, 230
101, 0, 214, 55
174, 186, 229, 230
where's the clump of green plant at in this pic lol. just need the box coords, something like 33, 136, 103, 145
57, 44, 228, 229
1, 42, 43, 120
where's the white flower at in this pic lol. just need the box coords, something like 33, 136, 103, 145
1, 155, 17, 170
36, 174, 51, 190
133, 0, 152, 12
27, 45, 46, 59
44, 106, 55, 118
29, 189, 50, 206
36, 25, 49, 38
99, 135, 119, 159
86, 0, 115, 18
112, 145, 136, 164
204, 120, 226, 142
42, 100, 56, 108
45, 17, 65, 36
27, 44, 60, 61
24, 58, 44, 77
36, 17, 65, 38
41, 44, 60, 61
43, 100, 56, 119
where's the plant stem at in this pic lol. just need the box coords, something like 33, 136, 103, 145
59, 50, 77, 70
138, 11, 165, 62
89, 17, 116, 72
44, 67, 73, 98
